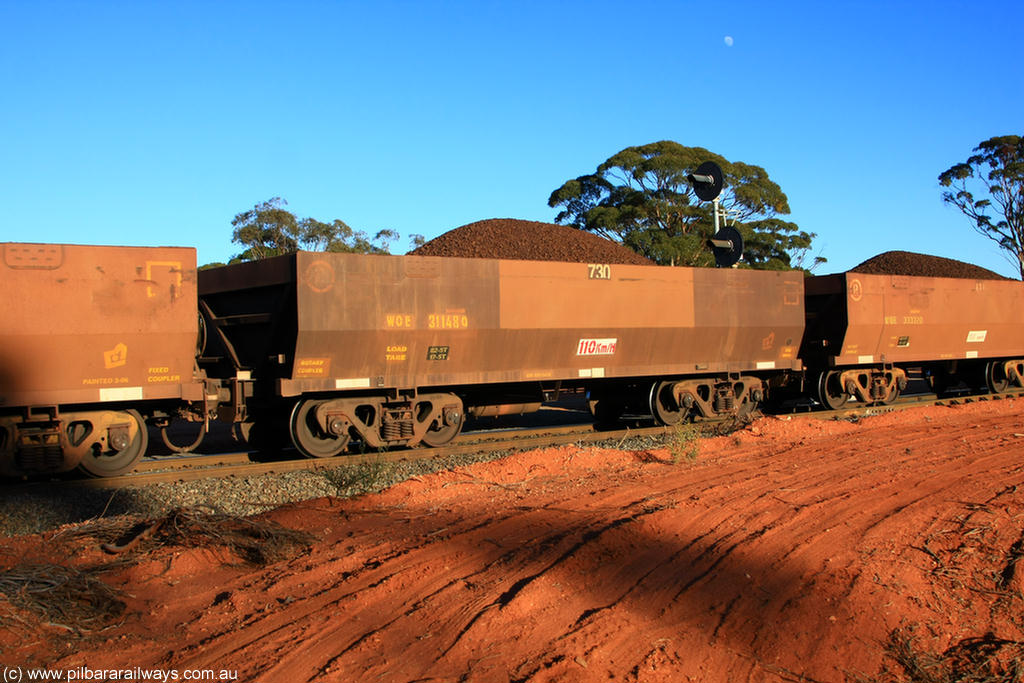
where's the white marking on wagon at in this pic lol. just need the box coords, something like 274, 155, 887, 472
756, 361, 776, 370
966, 330, 988, 343
335, 377, 371, 389
99, 387, 143, 402
576, 338, 617, 356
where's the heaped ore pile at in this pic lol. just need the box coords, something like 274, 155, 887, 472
850, 250, 1009, 280
409, 218, 655, 265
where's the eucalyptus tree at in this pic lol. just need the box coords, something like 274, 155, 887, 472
548, 141, 822, 270
939, 135, 1024, 279
229, 198, 396, 263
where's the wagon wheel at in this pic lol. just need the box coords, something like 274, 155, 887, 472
290, 400, 350, 458
877, 383, 901, 406
422, 402, 464, 447
736, 389, 760, 419
985, 361, 1010, 394
78, 409, 149, 478
649, 381, 685, 426
159, 417, 208, 453
1011, 361, 1024, 388
816, 371, 849, 410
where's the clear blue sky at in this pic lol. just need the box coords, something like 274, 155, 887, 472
2, 0, 1022, 276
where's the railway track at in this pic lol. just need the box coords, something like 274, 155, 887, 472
4, 389, 1021, 492
17, 421, 651, 490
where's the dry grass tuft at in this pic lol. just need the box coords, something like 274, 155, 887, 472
877, 628, 1024, 683
67, 507, 316, 567
667, 421, 700, 464
53, 516, 137, 545
319, 458, 392, 496
0, 563, 124, 633
151, 508, 316, 565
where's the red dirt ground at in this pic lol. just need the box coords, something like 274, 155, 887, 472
3, 399, 1024, 682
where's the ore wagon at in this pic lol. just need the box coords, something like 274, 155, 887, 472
198, 251, 805, 457
800, 272, 1024, 407
0, 243, 203, 476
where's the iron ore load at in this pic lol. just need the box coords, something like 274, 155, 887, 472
3, 166, 1024, 478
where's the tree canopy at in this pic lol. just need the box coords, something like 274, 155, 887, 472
227, 198, 398, 264
548, 141, 822, 270
938, 135, 1024, 279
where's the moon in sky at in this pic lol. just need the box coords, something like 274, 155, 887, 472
724, 35, 734, 47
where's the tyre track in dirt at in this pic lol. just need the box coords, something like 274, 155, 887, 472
16, 399, 1024, 682
166, 504, 599, 678
386, 408, 1015, 680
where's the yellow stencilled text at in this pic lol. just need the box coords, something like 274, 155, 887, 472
386, 314, 415, 328
147, 367, 181, 383
83, 377, 129, 385
428, 313, 469, 330
295, 358, 330, 377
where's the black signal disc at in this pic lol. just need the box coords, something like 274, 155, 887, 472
711, 225, 744, 267
691, 161, 724, 201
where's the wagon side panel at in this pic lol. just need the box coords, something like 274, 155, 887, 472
838, 273, 1024, 364
284, 254, 804, 395
0, 243, 198, 408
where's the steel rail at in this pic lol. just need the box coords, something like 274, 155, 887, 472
19, 422, 663, 490
131, 421, 599, 474
5, 390, 1021, 492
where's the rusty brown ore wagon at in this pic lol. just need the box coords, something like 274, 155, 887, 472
198, 252, 806, 457
0, 243, 206, 477
7, 240, 1023, 480
801, 272, 1024, 407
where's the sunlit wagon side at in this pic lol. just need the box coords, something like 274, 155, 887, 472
800, 272, 1024, 407
0, 243, 203, 477
198, 251, 805, 456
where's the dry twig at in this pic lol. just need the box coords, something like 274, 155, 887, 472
0, 564, 124, 633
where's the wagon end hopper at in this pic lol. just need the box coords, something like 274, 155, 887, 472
200, 252, 804, 453
0, 243, 201, 477
802, 272, 1024, 406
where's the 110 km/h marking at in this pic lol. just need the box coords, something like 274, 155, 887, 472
577, 338, 617, 356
